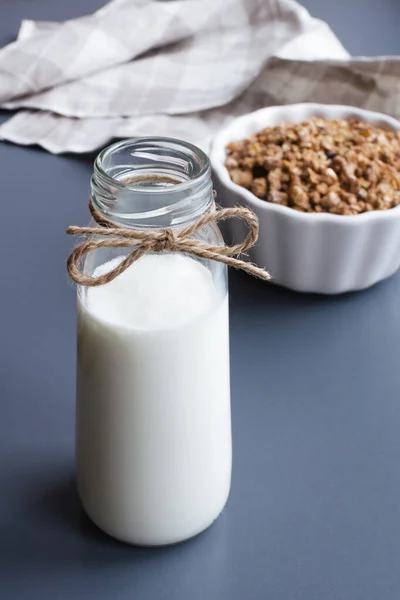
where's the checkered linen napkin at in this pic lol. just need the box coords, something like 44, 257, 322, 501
0, 0, 398, 154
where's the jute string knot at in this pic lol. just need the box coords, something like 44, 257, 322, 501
153, 228, 177, 253
66, 199, 271, 287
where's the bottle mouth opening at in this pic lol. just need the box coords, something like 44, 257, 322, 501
92, 137, 213, 226
95, 137, 210, 192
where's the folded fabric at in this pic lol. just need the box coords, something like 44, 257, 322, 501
0, 0, 397, 154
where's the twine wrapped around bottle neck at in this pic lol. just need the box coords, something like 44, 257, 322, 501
66, 199, 270, 287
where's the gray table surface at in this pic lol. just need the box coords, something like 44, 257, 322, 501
1, 1, 400, 599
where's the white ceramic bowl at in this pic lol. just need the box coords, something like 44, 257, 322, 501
211, 103, 400, 294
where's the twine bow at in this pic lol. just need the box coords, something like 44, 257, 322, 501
66, 200, 270, 286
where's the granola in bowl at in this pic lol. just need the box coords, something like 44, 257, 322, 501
211, 104, 400, 292
225, 118, 400, 215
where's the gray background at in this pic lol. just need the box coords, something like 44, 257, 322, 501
1, 1, 400, 599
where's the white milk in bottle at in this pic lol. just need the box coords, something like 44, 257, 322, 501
75, 138, 231, 545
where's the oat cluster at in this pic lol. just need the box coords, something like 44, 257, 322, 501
225, 117, 400, 215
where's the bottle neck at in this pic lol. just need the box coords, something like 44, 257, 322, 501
91, 138, 213, 229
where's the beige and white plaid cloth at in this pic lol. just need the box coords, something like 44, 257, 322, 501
0, 0, 398, 154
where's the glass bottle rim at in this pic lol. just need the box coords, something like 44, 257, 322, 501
94, 137, 210, 193
91, 137, 213, 226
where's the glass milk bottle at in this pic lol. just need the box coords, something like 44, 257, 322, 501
75, 138, 231, 546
